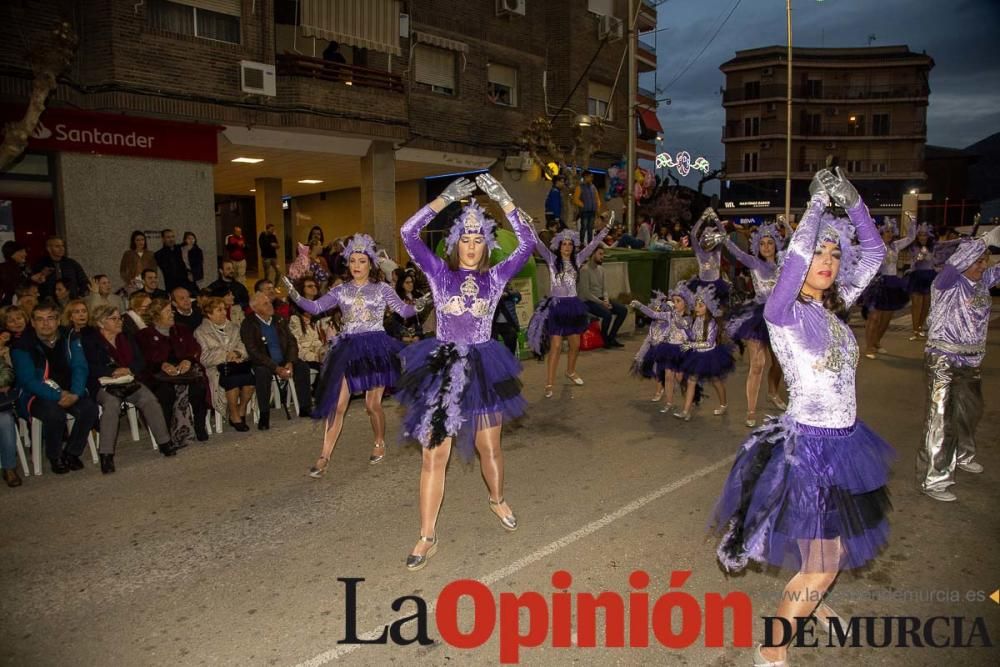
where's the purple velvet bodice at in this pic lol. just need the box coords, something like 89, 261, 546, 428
289, 281, 414, 335
926, 264, 1000, 367
635, 304, 689, 345
724, 240, 778, 302
401, 204, 533, 345
535, 226, 610, 298
692, 217, 723, 282
686, 316, 718, 351
878, 221, 915, 277
763, 195, 884, 428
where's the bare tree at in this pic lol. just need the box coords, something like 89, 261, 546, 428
519, 116, 607, 193
0, 19, 77, 173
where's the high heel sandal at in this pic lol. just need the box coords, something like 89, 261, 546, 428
651, 389, 664, 402
767, 393, 788, 410
745, 411, 757, 428
713, 404, 728, 416
814, 602, 850, 639
369, 442, 386, 465
752, 643, 786, 667
565, 372, 584, 386
405, 535, 438, 571
488, 497, 518, 531
544, 385, 553, 398
672, 410, 692, 421
308, 456, 330, 479
658, 403, 674, 414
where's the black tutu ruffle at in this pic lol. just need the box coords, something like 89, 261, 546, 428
862, 274, 910, 312
725, 301, 768, 344
907, 269, 936, 295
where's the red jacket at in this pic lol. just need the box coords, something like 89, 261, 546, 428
135, 324, 202, 381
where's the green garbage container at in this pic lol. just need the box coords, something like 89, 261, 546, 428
604, 248, 654, 303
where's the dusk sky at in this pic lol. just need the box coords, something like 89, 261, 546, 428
646, 0, 1000, 188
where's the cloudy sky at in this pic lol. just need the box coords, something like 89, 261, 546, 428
646, 0, 1000, 188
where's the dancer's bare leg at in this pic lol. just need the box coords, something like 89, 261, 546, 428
682, 377, 697, 414
314, 378, 351, 470
546, 335, 563, 388
364, 386, 386, 458
918, 292, 931, 332
766, 345, 783, 396
745, 340, 766, 416
663, 371, 678, 407
475, 422, 514, 521
910, 293, 924, 335
712, 378, 727, 408
411, 438, 453, 557
864, 311, 879, 355
566, 334, 581, 377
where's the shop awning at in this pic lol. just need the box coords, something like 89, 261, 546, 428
413, 30, 468, 53
638, 108, 663, 133
300, 0, 402, 56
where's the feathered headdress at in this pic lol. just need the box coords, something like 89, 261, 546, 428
878, 217, 899, 237
345, 233, 379, 265
693, 283, 723, 317
549, 228, 581, 252
668, 282, 695, 310
916, 222, 935, 239
750, 222, 785, 257
444, 201, 500, 254
816, 212, 864, 291
648, 289, 669, 311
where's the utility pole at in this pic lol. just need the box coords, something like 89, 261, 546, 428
784, 0, 793, 224
626, 0, 638, 234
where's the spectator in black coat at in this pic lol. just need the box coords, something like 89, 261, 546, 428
154, 229, 187, 292
180, 231, 204, 290
207, 260, 250, 310
32, 237, 89, 300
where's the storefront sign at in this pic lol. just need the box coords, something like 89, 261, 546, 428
1, 106, 221, 163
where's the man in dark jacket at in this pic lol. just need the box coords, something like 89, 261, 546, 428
207, 261, 250, 309
492, 283, 521, 355
32, 237, 89, 300
155, 229, 187, 292
11, 302, 99, 474
240, 292, 312, 429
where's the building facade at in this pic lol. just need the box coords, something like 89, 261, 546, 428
718, 45, 933, 220
0, 0, 657, 283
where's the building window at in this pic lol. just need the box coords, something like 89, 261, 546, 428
744, 80, 761, 100
588, 81, 613, 121
414, 44, 456, 95
487, 63, 517, 107
872, 162, 888, 174
804, 162, 819, 173
147, 0, 241, 44
744, 116, 760, 137
845, 159, 863, 173
801, 112, 821, 135
805, 78, 823, 98
847, 114, 865, 136
872, 113, 891, 136
743, 151, 759, 172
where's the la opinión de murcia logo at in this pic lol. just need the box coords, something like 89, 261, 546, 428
32, 119, 156, 148
336, 572, 994, 664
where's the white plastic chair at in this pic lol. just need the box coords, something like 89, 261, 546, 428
248, 377, 299, 425
19, 416, 98, 476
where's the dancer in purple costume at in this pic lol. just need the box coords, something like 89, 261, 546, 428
862, 214, 915, 359
687, 207, 732, 306
905, 219, 938, 340
396, 174, 533, 571
282, 234, 423, 477
723, 221, 788, 427
526, 213, 612, 397
672, 284, 734, 421
628, 282, 694, 413
712, 168, 893, 666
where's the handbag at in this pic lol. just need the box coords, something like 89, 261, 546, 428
104, 381, 142, 399
154, 367, 204, 384
219, 361, 252, 377
579, 320, 605, 351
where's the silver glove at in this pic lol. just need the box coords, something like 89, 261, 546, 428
629, 300, 642, 310
414, 294, 432, 312
808, 171, 825, 198
439, 177, 476, 205
475, 173, 513, 208
281, 276, 301, 302
701, 229, 726, 251
817, 167, 860, 209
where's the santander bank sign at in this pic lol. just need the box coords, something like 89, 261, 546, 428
1, 105, 220, 164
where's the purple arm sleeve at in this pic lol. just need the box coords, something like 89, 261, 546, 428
723, 238, 765, 271
764, 195, 826, 327
534, 233, 556, 265
288, 290, 339, 316
983, 264, 1000, 290
691, 216, 707, 264
493, 208, 535, 284
933, 265, 962, 291
893, 218, 917, 251
400, 205, 446, 284
636, 303, 671, 321
578, 224, 612, 264
840, 200, 886, 308
381, 282, 416, 317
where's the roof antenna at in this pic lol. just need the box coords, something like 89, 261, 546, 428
867, 34, 877, 46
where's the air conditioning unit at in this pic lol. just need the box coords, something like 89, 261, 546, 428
824, 142, 837, 150
598, 15, 624, 42
825, 107, 839, 116
519, 151, 534, 171
240, 60, 276, 97
759, 141, 772, 150
762, 67, 774, 77
766, 102, 777, 112
496, 0, 526, 16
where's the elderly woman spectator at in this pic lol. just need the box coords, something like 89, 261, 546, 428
194, 297, 254, 432
82, 305, 176, 472
136, 298, 210, 444
3, 306, 29, 342
123, 292, 151, 339
61, 299, 91, 338
288, 306, 325, 369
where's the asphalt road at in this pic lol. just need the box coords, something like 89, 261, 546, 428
2, 312, 998, 666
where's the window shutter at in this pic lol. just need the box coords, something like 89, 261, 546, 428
488, 64, 516, 89
415, 45, 455, 90
170, 0, 242, 16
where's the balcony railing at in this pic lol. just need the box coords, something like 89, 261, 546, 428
730, 158, 924, 175
723, 83, 930, 104
276, 53, 405, 93
723, 121, 927, 139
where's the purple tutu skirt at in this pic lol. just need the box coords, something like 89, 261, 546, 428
312, 331, 404, 419
687, 277, 731, 307
397, 338, 526, 459
631, 341, 685, 380
526, 296, 590, 357
681, 344, 735, 381
862, 274, 910, 312
907, 269, 936, 295
726, 301, 768, 344
713, 416, 894, 573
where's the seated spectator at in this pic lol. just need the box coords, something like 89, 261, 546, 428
1, 241, 46, 306
195, 297, 254, 432
240, 292, 312, 430
171, 286, 203, 331
288, 307, 325, 368
83, 305, 176, 471
578, 248, 627, 349
32, 236, 89, 300
4, 306, 29, 341
61, 299, 91, 338
254, 279, 291, 319
221, 288, 245, 327
307, 240, 331, 287
14, 284, 39, 320
1, 354, 21, 487
386, 271, 427, 344
123, 292, 151, 339
12, 302, 99, 474
53, 278, 72, 309
120, 230, 157, 293
296, 276, 330, 333
140, 268, 168, 300
208, 260, 250, 310
136, 298, 210, 445
636, 215, 653, 248
85, 275, 115, 312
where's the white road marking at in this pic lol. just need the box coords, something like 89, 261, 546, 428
293, 454, 737, 665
